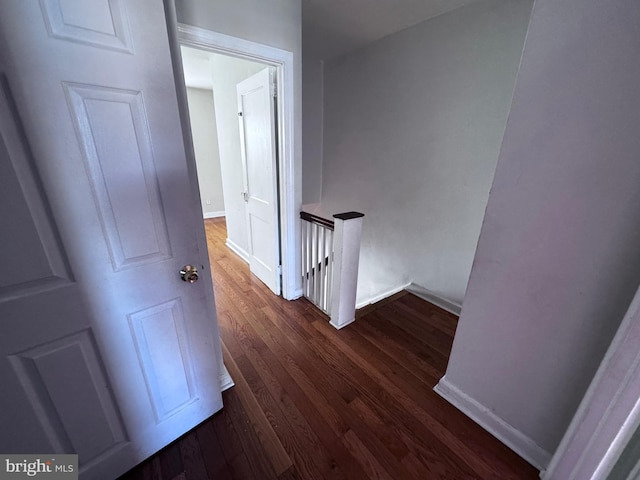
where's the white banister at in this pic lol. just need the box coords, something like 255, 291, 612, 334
300, 210, 364, 327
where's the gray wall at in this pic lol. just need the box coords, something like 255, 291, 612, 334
185, 87, 225, 217
320, 0, 533, 306
209, 54, 265, 256
302, 53, 323, 204
176, 0, 300, 58
445, 0, 640, 461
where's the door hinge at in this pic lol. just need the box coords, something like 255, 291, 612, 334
238, 111, 243, 117
277, 265, 282, 276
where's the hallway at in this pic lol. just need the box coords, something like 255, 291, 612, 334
120, 218, 537, 479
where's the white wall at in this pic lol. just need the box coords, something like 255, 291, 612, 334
443, 0, 640, 467
209, 54, 265, 256
319, 0, 533, 307
185, 87, 225, 217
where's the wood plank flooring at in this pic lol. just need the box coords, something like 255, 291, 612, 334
119, 218, 538, 480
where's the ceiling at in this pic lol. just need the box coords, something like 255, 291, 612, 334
182, 1, 482, 76
303, 0, 479, 60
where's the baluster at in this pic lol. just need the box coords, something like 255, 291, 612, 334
308, 220, 312, 298
315, 224, 321, 308
302, 219, 306, 295
311, 222, 317, 303
301, 219, 306, 294
314, 223, 320, 305
326, 229, 333, 311
319, 225, 326, 311
307, 220, 312, 298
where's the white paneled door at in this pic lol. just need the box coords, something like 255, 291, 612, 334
0, 1, 223, 478
237, 68, 281, 295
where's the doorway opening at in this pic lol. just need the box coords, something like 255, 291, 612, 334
181, 47, 279, 293
176, 26, 297, 299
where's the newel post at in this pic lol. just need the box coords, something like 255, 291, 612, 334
329, 212, 364, 329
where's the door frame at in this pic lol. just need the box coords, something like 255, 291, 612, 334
175, 24, 297, 300
542, 284, 640, 479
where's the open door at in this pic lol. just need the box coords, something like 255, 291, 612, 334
0, 2, 223, 478
237, 68, 281, 295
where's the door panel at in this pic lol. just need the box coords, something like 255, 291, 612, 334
0, 1, 223, 478
128, 299, 198, 422
9, 330, 127, 462
237, 68, 281, 294
40, 0, 134, 53
0, 79, 72, 301
65, 83, 173, 270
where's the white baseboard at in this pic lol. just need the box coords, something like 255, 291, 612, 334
219, 363, 235, 392
406, 283, 462, 316
225, 238, 250, 264
203, 210, 225, 219
434, 376, 550, 471
353, 283, 462, 316
330, 316, 356, 330
355, 283, 411, 310
292, 288, 303, 299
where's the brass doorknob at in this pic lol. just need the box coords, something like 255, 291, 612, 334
180, 265, 199, 284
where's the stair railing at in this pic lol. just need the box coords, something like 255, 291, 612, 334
300, 210, 364, 329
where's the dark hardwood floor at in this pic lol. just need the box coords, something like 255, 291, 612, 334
119, 218, 538, 480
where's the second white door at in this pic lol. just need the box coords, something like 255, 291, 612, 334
237, 68, 281, 295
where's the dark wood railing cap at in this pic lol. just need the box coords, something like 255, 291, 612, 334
333, 211, 365, 220
300, 211, 335, 230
